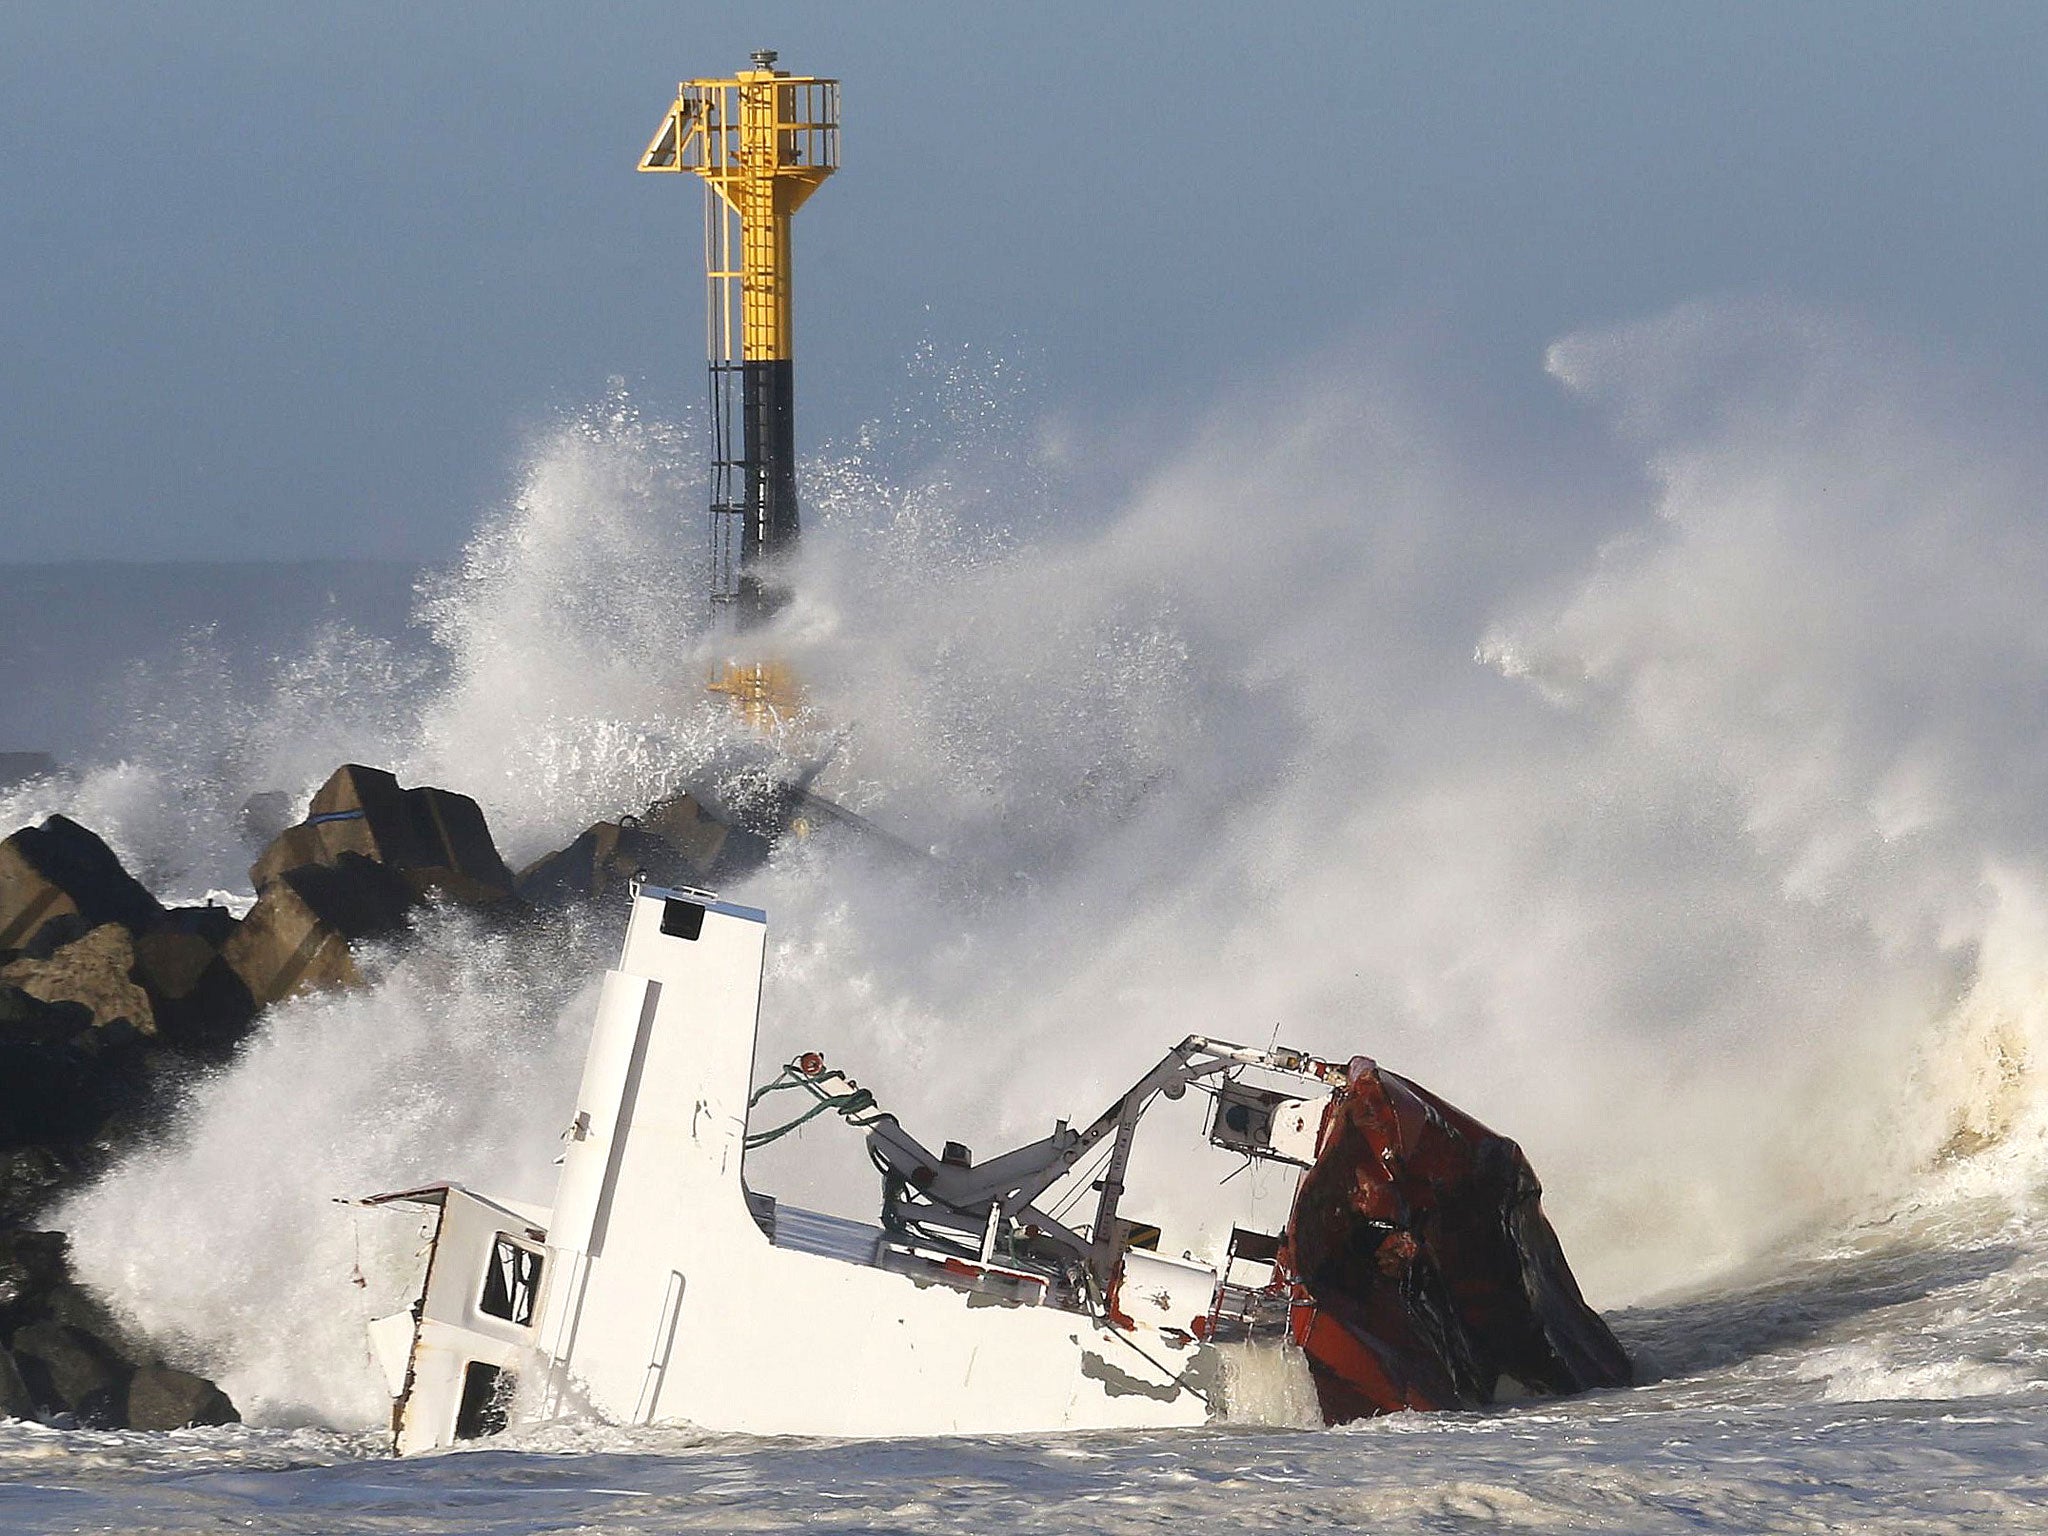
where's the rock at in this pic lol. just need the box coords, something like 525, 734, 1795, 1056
0, 924, 154, 1034
0, 986, 142, 1153
222, 855, 416, 1008
0, 821, 264, 1219
250, 764, 515, 903
0, 1347, 33, 1420
0, 816, 165, 956
131, 928, 215, 1003
0, 754, 56, 793
0, 1147, 72, 1229
515, 822, 628, 907
247, 823, 323, 890
34, 1280, 136, 1357
516, 821, 697, 908
641, 793, 734, 874
132, 920, 253, 1058
8, 1319, 127, 1426
0, 1230, 236, 1430
149, 764, 524, 1019
0, 983, 89, 1042
516, 793, 766, 910
124, 1364, 239, 1429
0, 1231, 131, 1356
0, 1228, 67, 1317
158, 903, 240, 950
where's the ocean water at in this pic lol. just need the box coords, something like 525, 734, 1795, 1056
8, 304, 2048, 1530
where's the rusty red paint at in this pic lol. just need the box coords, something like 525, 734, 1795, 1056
1277, 1056, 1632, 1421
1104, 1281, 1136, 1333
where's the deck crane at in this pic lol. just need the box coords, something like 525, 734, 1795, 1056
639, 50, 839, 733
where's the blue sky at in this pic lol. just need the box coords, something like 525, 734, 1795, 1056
4, 2, 2046, 561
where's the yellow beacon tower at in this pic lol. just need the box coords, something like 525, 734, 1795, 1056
639, 50, 838, 731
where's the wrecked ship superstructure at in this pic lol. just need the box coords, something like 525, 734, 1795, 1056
362, 884, 1628, 1452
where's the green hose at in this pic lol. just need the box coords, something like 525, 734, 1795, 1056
744, 1062, 884, 1148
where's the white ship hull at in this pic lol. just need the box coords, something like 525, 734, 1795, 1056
368, 887, 1280, 1453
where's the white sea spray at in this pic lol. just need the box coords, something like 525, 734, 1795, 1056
24, 302, 2048, 1526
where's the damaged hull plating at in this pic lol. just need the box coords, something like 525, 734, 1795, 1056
361, 886, 1626, 1453
1283, 1061, 1632, 1419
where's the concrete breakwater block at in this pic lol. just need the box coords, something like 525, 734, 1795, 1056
515, 792, 769, 909
0, 816, 165, 957
0, 773, 526, 1432
222, 856, 416, 1008
0, 819, 256, 1223
0, 1230, 237, 1430
130, 913, 252, 1057
250, 763, 515, 903
229, 763, 527, 1010
515, 820, 678, 907
0, 986, 144, 1153
0, 925, 155, 1035
0, 817, 256, 1061
640, 791, 740, 873
123, 1362, 238, 1431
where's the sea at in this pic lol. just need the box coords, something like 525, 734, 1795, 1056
3, 304, 2046, 1531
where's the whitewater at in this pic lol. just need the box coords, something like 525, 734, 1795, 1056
3, 299, 2046, 1530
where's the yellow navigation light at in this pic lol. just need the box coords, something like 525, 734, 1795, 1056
707, 658, 804, 738
639, 55, 838, 368
640, 50, 837, 733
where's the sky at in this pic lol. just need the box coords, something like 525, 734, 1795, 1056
4, 1, 2047, 563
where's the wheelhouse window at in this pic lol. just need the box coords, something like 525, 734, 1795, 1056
454, 1360, 512, 1440
479, 1234, 542, 1326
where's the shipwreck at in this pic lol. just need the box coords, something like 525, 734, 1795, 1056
362, 883, 1629, 1452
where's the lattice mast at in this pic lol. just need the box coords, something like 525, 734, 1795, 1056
639, 51, 838, 727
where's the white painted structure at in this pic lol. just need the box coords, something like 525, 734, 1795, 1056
365, 885, 1337, 1453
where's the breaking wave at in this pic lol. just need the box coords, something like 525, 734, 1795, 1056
33, 299, 2048, 1427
